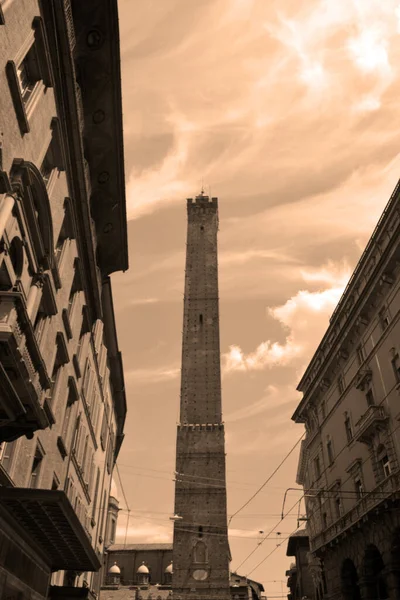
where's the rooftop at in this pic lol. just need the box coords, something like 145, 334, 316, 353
108, 543, 173, 552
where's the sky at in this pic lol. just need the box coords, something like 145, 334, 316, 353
110, 0, 400, 596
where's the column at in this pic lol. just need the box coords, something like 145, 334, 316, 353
0, 194, 15, 241
358, 577, 376, 600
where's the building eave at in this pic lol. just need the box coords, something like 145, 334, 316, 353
102, 278, 127, 446
40, 0, 103, 321
71, 0, 128, 277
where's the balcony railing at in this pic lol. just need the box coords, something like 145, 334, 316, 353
310, 468, 400, 552
354, 405, 389, 444
0, 292, 51, 440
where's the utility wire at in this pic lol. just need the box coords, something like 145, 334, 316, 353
244, 374, 400, 576
228, 433, 305, 526
232, 308, 400, 573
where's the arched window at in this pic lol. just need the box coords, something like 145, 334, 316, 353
194, 541, 207, 564
10, 159, 54, 270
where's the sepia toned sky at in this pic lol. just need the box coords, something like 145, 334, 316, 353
111, 0, 400, 595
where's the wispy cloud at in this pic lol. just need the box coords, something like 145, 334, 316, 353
130, 297, 159, 306
125, 364, 180, 384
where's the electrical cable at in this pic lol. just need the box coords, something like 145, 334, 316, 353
228, 433, 305, 526
244, 375, 400, 576
233, 310, 400, 573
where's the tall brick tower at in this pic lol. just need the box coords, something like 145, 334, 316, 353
172, 193, 231, 600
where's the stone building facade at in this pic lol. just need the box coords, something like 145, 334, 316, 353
0, 0, 127, 598
292, 180, 400, 599
101, 544, 264, 600
172, 194, 231, 600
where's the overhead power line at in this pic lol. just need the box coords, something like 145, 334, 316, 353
228, 432, 305, 526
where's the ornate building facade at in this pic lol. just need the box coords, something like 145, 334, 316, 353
292, 181, 400, 599
0, 0, 127, 598
172, 194, 231, 600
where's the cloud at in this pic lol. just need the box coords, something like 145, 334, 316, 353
223, 261, 351, 375
116, 519, 172, 544
126, 111, 194, 220
226, 384, 301, 423
125, 364, 181, 384
129, 298, 159, 306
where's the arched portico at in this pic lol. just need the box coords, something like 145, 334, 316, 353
341, 558, 361, 600
360, 544, 389, 600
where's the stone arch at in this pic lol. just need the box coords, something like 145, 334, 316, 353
361, 544, 389, 599
341, 558, 361, 600
193, 541, 207, 564
388, 529, 400, 597
10, 159, 55, 270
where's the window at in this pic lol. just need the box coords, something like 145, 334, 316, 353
366, 389, 375, 407
322, 512, 328, 529
356, 344, 365, 366
29, 444, 44, 488
377, 444, 391, 479
16, 43, 41, 104
335, 495, 343, 519
40, 153, 53, 185
40, 130, 63, 187
314, 455, 321, 480
34, 302, 47, 347
110, 518, 117, 544
344, 412, 353, 443
199, 313, 203, 325
99, 490, 107, 541
391, 354, 400, 384
194, 541, 207, 563
100, 402, 109, 451
82, 359, 93, 407
91, 468, 101, 524
326, 436, 334, 465
61, 389, 75, 449
1, 441, 17, 473
50, 352, 63, 407
321, 400, 326, 421
354, 477, 364, 500
337, 375, 345, 395
379, 307, 390, 331
6, 19, 53, 135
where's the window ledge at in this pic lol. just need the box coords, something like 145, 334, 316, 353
57, 436, 68, 460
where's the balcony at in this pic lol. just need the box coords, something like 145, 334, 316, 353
0, 292, 52, 441
310, 468, 400, 552
354, 405, 389, 444
0, 487, 100, 571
